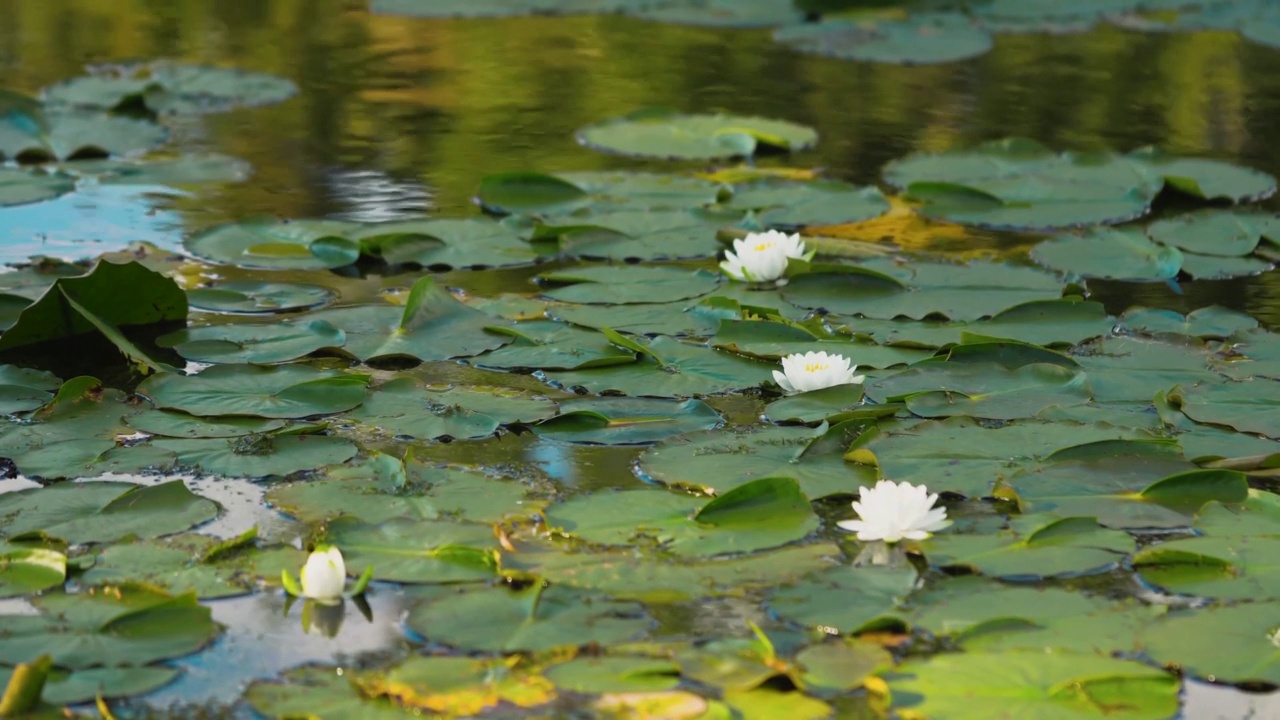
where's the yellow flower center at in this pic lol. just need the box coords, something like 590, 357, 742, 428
752, 241, 777, 252
804, 362, 829, 373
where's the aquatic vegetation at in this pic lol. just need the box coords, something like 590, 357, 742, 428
836, 479, 950, 543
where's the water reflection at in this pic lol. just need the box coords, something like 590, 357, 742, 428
0, 183, 185, 264
146, 583, 409, 707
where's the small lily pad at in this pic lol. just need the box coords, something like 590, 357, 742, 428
43, 61, 297, 115
774, 13, 994, 65
187, 282, 335, 314
577, 109, 818, 160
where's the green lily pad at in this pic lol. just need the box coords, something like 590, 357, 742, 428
1170, 380, 1280, 438
0, 108, 169, 162
476, 171, 724, 216
125, 410, 284, 438
533, 397, 721, 445
310, 276, 511, 362
352, 218, 539, 270
883, 138, 1160, 230
21, 665, 180, 704
370, 0, 641, 17
797, 640, 892, 695
724, 180, 890, 228
550, 296, 748, 337
767, 565, 917, 634
0, 166, 75, 207
905, 576, 1157, 654
42, 61, 297, 115
1180, 252, 1273, 279
846, 417, 1152, 499
60, 153, 252, 186
545, 656, 680, 694
246, 666, 416, 720
347, 376, 555, 440
577, 109, 818, 160
841, 298, 1115, 350
773, 13, 994, 65
473, 321, 637, 371
1135, 534, 1280, 601
268, 452, 534, 525
890, 650, 1179, 720
154, 433, 358, 477
0, 586, 220, 668
1146, 209, 1280, 256
783, 259, 1065, 321
0, 365, 61, 414
356, 655, 555, 715
712, 318, 931, 367
1119, 305, 1258, 339
138, 364, 369, 418
0, 546, 65, 598
763, 384, 867, 424
187, 281, 335, 314
924, 516, 1136, 579
79, 536, 252, 599
546, 476, 818, 557
1133, 147, 1277, 202
1145, 602, 1280, 687
639, 421, 874, 499
538, 265, 721, 305
1073, 336, 1219, 403
1030, 229, 1183, 281
533, 207, 735, 261
869, 362, 1093, 420
630, 0, 804, 27
157, 318, 345, 364
326, 517, 500, 584
406, 582, 650, 653
0, 480, 218, 545
183, 218, 359, 270
544, 333, 775, 397
1216, 328, 1280, 380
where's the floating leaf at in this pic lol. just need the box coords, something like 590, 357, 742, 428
357, 655, 554, 715
1133, 147, 1277, 202
724, 179, 890, 228
631, 0, 803, 28
155, 434, 358, 477
43, 62, 297, 115
1170, 380, 1280, 438
0, 108, 169, 162
1147, 209, 1280, 257
0, 365, 61, 414
533, 397, 720, 445
139, 364, 369, 419
925, 516, 1135, 579
327, 517, 500, 584
477, 171, 724, 216
311, 277, 511, 362
1030, 228, 1183, 281
352, 218, 539, 270
890, 651, 1178, 720
767, 565, 917, 634
774, 13, 994, 65
1119, 305, 1258, 339
883, 139, 1160, 230
577, 109, 818, 160
538, 265, 720, 305
639, 422, 873, 499
186, 281, 334, 314
545, 656, 680, 694
473, 321, 636, 371
157, 318, 345, 364
0, 546, 65, 598
406, 583, 650, 653
347, 377, 554, 440
0, 167, 74, 207
547, 476, 818, 557
184, 218, 359, 271
0, 480, 217, 545
544, 334, 774, 397
869, 362, 1093, 420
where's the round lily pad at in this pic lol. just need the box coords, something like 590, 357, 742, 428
187, 282, 335, 314
533, 397, 721, 445
352, 218, 539, 270
43, 62, 297, 115
538, 265, 721, 305
0, 110, 170, 163
184, 218, 359, 270
476, 171, 725, 216
724, 179, 890, 228
577, 110, 818, 160
0, 167, 75, 207
630, 0, 803, 27
774, 13, 994, 65
1146, 209, 1280, 257
157, 318, 345, 364
883, 138, 1161, 230
1029, 229, 1183, 281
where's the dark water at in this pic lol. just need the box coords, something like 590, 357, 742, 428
4, 2, 1280, 717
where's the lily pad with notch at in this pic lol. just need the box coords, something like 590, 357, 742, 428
723, 179, 890, 228
773, 13, 994, 65
157, 318, 345, 364
577, 109, 818, 161
923, 515, 1135, 579
42, 61, 297, 116
537, 265, 721, 305
186, 281, 335, 314
533, 396, 720, 445
183, 218, 359, 271
352, 218, 539, 270
138, 363, 369, 419
476, 170, 725, 216
472, 321, 637, 371
0, 479, 217, 545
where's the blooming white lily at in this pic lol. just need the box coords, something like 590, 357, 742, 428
720, 230, 809, 282
300, 545, 346, 603
773, 351, 865, 395
837, 480, 951, 543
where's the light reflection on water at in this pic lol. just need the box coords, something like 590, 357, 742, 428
0, 183, 186, 264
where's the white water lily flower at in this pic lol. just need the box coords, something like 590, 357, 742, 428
837, 480, 951, 543
773, 351, 865, 394
300, 545, 346, 603
720, 230, 809, 282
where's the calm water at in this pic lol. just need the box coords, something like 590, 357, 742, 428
3, 1, 1280, 717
